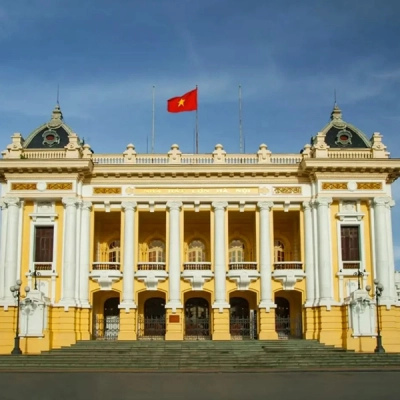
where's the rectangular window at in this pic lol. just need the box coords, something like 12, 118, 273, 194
340, 226, 360, 261
34, 226, 54, 262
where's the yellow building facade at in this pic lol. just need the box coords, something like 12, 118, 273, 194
1, 104, 400, 354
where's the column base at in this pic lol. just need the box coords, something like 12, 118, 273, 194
212, 302, 230, 313
212, 309, 230, 340
258, 308, 278, 340
165, 309, 184, 340
118, 310, 137, 340
165, 301, 183, 313
118, 301, 137, 312
258, 301, 276, 312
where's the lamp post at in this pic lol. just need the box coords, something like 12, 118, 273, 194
353, 268, 365, 290
30, 269, 41, 290
366, 279, 385, 353
9, 280, 30, 355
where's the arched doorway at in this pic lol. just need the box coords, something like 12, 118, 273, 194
139, 297, 166, 339
229, 297, 257, 339
103, 297, 120, 340
275, 294, 302, 339
184, 297, 210, 340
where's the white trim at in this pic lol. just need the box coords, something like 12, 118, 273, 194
16, 200, 24, 281
369, 203, 377, 280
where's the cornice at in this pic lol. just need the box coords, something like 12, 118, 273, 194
0, 160, 93, 175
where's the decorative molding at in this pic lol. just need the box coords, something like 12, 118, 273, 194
322, 182, 348, 190
11, 183, 37, 190
212, 201, 228, 210
47, 183, 73, 190
257, 201, 273, 211
273, 186, 301, 195
166, 201, 183, 210
93, 187, 121, 195
272, 269, 306, 291
357, 182, 382, 190
227, 270, 259, 291
181, 270, 214, 291
121, 201, 137, 211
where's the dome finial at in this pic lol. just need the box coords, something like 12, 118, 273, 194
330, 102, 342, 122
47, 103, 64, 128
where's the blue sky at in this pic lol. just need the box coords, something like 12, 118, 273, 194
1, 0, 400, 267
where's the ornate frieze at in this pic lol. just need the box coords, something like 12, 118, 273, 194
11, 182, 72, 191
357, 182, 382, 190
322, 182, 348, 190
93, 187, 122, 195
273, 186, 302, 195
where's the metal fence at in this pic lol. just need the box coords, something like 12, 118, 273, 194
92, 315, 120, 340
184, 316, 210, 340
230, 312, 257, 340
137, 315, 166, 340
275, 316, 302, 339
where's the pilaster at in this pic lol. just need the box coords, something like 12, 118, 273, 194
303, 201, 315, 307
212, 309, 231, 340
258, 309, 278, 340
118, 309, 137, 340
165, 201, 183, 311
165, 309, 184, 340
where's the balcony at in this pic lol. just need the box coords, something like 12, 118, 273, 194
272, 261, 305, 291
31, 262, 55, 277
227, 262, 259, 291
135, 262, 168, 291
89, 262, 122, 291
181, 262, 213, 291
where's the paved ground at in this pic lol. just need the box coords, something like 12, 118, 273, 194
0, 371, 398, 400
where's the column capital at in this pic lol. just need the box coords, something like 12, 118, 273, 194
121, 201, 137, 211
372, 196, 391, 207
81, 201, 92, 211
212, 201, 228, 211
257, 201, 273, 211
166, 201, 182, 211
3, 197, 20, 207
302, 201, 313, 210
315, 197, 332, 207
62, 197, 80, 208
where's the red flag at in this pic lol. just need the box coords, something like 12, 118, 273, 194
167, 88, 197, 113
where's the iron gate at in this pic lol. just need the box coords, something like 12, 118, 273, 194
92, 315, 120, 340
184, 316, 210, 340
275, 315, 302, 339
137, 315, 166, 340
230, 310, 257, 340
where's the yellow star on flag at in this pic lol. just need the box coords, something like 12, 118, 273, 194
178, 98, 185, 107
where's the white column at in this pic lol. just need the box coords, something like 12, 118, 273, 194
2, 197, 20, 302
165, 201, 183, 311
315, 197, 334, 306
120, 201, 137, 310
59, 197, 79, 307
212, 201, 230, 311
257, 201, 275, 311
303, 201, 315, 306
386, 200, 396, 302
373, 197, 391, 303
0, 200, 8, 300
78, 201, 92, 308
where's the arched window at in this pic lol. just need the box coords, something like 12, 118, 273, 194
148, 239, 165, 263
274, 239, 285, 262
188, 240, 206, 262
229, 239, 245, 263
108, 240, 121, 263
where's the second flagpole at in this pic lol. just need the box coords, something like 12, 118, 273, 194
195, 85, 199, 154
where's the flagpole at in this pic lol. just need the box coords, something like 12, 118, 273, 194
151, 85, 155, 153
195, 84, 199, 154
239, 85, 243, 154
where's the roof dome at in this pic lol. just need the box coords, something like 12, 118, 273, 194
313, 103, 371, 149
23, 104, 79, 149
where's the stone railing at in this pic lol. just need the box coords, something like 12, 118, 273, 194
327, 149, 373, 159
183, 262, 212, 271
137, 262, 166, 271
228, 262, 258, 270
33, 262, 54, 271
341, 261, 362, 270
92, 262, 121, 271
273, 262, 303, 270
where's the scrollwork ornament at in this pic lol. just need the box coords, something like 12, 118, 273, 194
166, 201, 183, 211
257, 201, 274, 211
211, 201, 228, 211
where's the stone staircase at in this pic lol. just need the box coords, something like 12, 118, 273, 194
1, 340, 400, 371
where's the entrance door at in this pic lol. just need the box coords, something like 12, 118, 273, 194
138, 297, 166, 339
275, 297, 290, 339
104, 297, 120, 340
184, 297, 210, 340
230, 297, 257, 339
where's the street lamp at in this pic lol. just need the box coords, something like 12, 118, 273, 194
30, 269, 41, 290
9, 280, 30, 355
366, 279, 385, 353
353, 268, 365, 290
